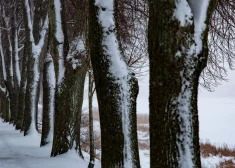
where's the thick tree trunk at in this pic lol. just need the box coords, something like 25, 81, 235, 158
73, 64, 87, 158
40, 54, 55, 146
1, 97, 7, 121
11, 5, 22, 127
148, 0, 216, 167
49, 0, 88, 156
5, 36, 14, 124
23, 53, 39, 135
16, 42, 27, 130
49, 0, 70, 156
4, 97, 10, 122
22, 0, 48, 136
89, 0, 140, 167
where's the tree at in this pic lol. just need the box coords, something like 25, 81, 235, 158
88, 64, 95, 168
40, 51, 55, 146
148, 0, 216, 167
201, 0, 235, 90
89, 0, 140, 167
49, 0, 88, 156
22, 0, 48, 136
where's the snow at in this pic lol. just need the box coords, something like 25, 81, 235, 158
0, 35, 6, 81
14, 25, 21, 86
45, 54, 56, 144
0, 119, 101, 168
174, 0, 193, 26
139, 150, 150, 168
199, 98, 235, 146
201, 155, 235, 168
0, 86, 6, 93
189, 0, 210, 54
25, 0, 34, 42
54, 0, 65, 85
67, 36, 85, 69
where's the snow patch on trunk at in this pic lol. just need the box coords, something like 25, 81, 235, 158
14, 27, 21, 86
174, 0, 193, 26
54, 0, 65, 85
0, 32, 7, 81
46, 53, 56, 144
67, 36, 85, 69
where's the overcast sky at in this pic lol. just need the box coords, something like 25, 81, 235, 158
199, 68, 235, 98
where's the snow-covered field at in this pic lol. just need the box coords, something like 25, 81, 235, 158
1, 101, 235, 168
199, 98, 235, 146
0, 120, 100, 168
0, 119, 151, 168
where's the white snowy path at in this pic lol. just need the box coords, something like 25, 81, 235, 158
0, 119, 101, 168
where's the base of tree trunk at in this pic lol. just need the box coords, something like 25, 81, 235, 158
15, 123, 22, 130
88, 162, 94, 168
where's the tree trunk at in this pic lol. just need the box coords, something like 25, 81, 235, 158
12, 7, 20, 127
40, 53, 55, 146
73, 64, 87, 158
16, 42, 27, 130
49, 0, 70, 156
22, 0, 48, 136
5, 97, 10, 122
148, 0, 216, 167
88, 67, 94, 168
49, 0, 88, 156
89, 0, 140, 167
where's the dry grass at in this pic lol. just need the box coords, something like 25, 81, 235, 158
137, 113, 149, 124
217, 159, 235, 168
92, 108, 100, 121
138, 140, 149, 150
137, 124, 149, 132
201, 141, 235, 158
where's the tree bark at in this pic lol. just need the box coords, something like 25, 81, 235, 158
73, 64, 87, 158
40, 53, 55, 146
49, 0, 70, 156
16, 42, 27, 130
22, 0, 48, 136
49, 0, 88, 156
88, 66, 94, 168
148, 0, 216, 167
89, 0, 140, 167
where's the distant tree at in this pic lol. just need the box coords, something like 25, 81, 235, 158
201, 0, 235, 90
148, 0, 216, 167
0, 0, 25, 126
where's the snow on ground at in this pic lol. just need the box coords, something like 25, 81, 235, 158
139, 150, 150, 167
0, 119, 101, 168
202, 155, 235, 168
